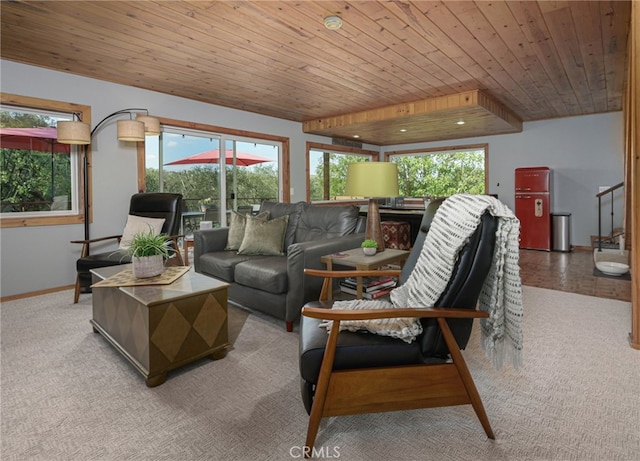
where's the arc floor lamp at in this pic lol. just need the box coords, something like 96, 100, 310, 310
56, 109, 160, 242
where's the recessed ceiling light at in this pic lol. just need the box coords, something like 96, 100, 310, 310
353, 134, 360, 138
400, 128, 407, 132
456, 120, 465, 125
323, 15, 343, 30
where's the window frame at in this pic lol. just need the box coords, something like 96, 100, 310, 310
139, 116, 290, 204
384, 143, 489, 199
0, 93, 91, 228
305, 141, 379, 203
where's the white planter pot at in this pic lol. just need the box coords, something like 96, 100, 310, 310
132, 255, 164, 278
362, 247, 377, 256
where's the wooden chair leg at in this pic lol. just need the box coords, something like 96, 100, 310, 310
174, 247, 185, 266
286, 321, 293, 332
73, 275, 81, 304
437, 318, 495, 439
304, 320, 341, 457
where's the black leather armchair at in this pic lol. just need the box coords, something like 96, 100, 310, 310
299, 197, 499, 452
72, 192, 183, 303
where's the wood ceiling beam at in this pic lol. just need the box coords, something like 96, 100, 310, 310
302, 90, 523, 146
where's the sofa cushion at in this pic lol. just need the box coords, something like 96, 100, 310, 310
234, 256, 289, 294
295, 204, 360, 243
197, 250, 255, 282
225, 210, 269, 250
300, 307, 423, 384
259, 201, 307, 250
77, 249, 130, 273
238, 214, 289, 255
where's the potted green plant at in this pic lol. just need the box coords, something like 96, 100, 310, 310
361, 239, 379, 256
127, 229, 174, 278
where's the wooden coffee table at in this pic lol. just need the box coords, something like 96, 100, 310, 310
90, 265, 230, 387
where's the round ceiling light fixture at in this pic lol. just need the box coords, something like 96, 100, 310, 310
323, 15, 343, 30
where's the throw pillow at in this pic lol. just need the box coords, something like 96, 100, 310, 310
119, 214, 166, 249
258, 201, 307, 250
237, 214, 289, 256
225, 211, 269, 250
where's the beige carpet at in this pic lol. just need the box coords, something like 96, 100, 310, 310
1, 287, 638, 460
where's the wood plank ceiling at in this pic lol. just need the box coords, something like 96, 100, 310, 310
0, 1, 631, 146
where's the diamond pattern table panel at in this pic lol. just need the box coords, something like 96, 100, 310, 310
91, 266, 229, 386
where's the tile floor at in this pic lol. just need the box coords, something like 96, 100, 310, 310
519, 248, 631, 302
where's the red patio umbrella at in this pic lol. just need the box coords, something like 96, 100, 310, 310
164, 148, 272, 213
0, 127, 70, 153
0, 127, 71, 205
164, 149, 270, 167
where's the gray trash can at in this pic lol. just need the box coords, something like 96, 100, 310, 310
552, 213, 571, 252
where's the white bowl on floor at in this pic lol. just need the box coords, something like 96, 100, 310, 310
595, 261, 629, 276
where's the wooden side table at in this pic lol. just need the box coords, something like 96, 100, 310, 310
320, 248, 410, 300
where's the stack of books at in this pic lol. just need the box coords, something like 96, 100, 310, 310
339, 276, 397, 300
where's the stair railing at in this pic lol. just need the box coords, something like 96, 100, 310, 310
596, 182, 624, 252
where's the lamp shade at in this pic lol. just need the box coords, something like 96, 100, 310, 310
56, 120, 91, 145
345, 162, 399, 197
136, 114, 160, 136
117, 120, 145, 142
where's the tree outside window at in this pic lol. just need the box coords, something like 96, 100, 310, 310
307, 142, 486, 203
307, 142, 378, 202
1, 107, 75, 215
390, 149, 485, 197
309, 152, 371, 201
388, 146, 487, 199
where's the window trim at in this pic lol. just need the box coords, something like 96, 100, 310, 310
0, 93, 91, 228
141, 116, 290, 202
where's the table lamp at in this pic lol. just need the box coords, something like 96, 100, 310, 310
345, 162, 399, 252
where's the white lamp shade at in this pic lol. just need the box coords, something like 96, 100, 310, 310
117, 120, 145, 142
345, 162, 399, 197
136, 114, 160, 136
56, 120, 91, 145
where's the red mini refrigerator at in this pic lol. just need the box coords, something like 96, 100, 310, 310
515, 167, 552, 251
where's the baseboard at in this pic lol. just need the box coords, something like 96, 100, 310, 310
1, 284, 75, 302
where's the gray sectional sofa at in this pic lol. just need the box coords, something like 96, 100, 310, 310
193, 201, 365, 331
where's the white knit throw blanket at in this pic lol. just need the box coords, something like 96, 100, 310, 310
328, 194, 523, 370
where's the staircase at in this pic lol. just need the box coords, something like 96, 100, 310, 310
594, 182, 629, 276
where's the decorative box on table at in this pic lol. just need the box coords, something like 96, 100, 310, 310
381, 221, 411, 250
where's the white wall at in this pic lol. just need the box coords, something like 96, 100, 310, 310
0, 61, 311, 297
382, 112, 625, 250
0, 60, 624, 297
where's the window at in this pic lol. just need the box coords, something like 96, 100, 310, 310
386, 144, 488, 200
143, 118, 287, 228
306, 142, 378, 202
0, 93, 90, 228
